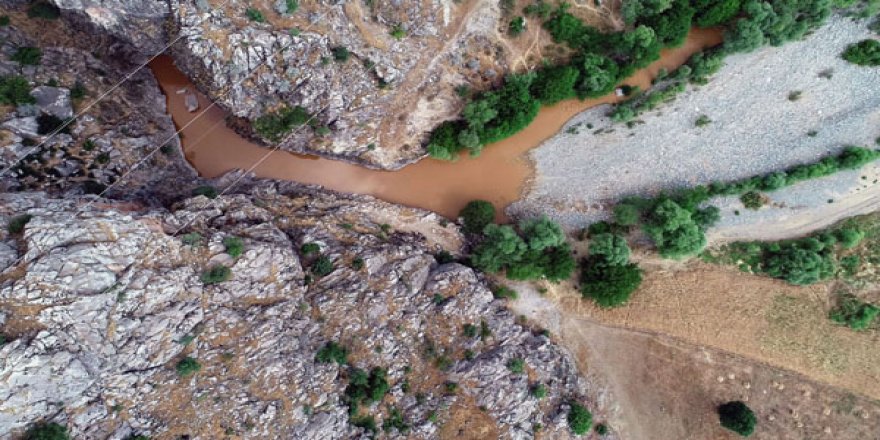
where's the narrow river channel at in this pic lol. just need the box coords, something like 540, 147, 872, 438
149, 28, 721, 220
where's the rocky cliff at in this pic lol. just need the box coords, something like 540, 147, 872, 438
45, 0, 525, 169
0, 184, 609, 439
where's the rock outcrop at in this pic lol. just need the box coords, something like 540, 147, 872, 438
0, 184, 612, 439
45, 0, 526, 169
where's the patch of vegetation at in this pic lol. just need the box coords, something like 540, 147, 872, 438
0, 75, 35, 105
0, 16, 9, 26
830, 294, 879, 330
201, 265, 231, 285
596, 423, 609, 435
254, 105, 312, 142
530, 383, 547, 399
23, 422, 69, 440
311, 256, 334, 277
300, 242, 320, 255
459, 200, 495, 233
740, 191, 765, 210
331, 46, 350, 63
492, 285, 518, 300
382, 407, 409, 434
175, 356, 201, 377
246, 7, 266, 23
315, 341, 349, 364
7, 214, 33, 234
567, 402, 593, 435
344, 367, 390, 415
351, 415, 376, 433
506, 358, 525, 374
12, 46, 42, 65
27, 1, 61, 20
389, 24, 406, 40
70, 81, 87, 101
718, 401, 757, 437
509, 16, 526, 36
223, 236, 244, 258
285, 0, 299, 13
842, 39, 880, 66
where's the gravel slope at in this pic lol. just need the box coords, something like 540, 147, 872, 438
510, 15, 880, 240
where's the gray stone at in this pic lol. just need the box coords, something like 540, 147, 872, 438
31, 86, 73, 119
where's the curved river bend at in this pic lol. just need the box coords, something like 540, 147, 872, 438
149, 29, 721, 220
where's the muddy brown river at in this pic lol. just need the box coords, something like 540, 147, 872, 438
150, 29, 721, 220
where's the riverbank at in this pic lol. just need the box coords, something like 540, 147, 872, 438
511, 16, 880, 241
150, 29, 721, 221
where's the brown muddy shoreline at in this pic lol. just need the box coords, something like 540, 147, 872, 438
149, 28, 721, 221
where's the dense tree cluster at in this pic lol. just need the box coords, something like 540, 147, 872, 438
459, 199, 496, 233
471, 216, 575, 282
580, 233, 644, 307
344, 367, 390, 415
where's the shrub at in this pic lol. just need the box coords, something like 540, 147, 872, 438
36, 114, 70, 135
740, 191, 764, 210
644, 199, 707, 259
459, 200, 495, 233
7, 214, 32, 234
315, 341, 349, 364
718, 401, 757, 437
842, 39, 880, 66
530, 383, 547, 399
506, 358, 525, 374
596, 423, 609, 435
70, 82, 87, 100
344, 367, 389, 414
580, 258, 643, 307
27, 1, 61, 19
382, 407, 409, 433
23, 422, 69, 440
0, 75, 35, 105
830, 295, 879, 330
695, 114, 711, 127
311, 256, 334, 277
763, 241, 835, 285
509, 16, 526, 36
0, 16, 9, 26
201, 265, 231, 285
285, 0, 299, 13
254, 105, 312, 142
12, 46, 42, 65
492, 285, 518, 300
389, 24, 406, 39
530, 65, 579, 105
567, 402, 593, 435
520, 216, 566, 250
352, 415, 377, 433
472, 224, 527, 272
175, 356, 201, 377
463, 323, 478, 337
192, 185, 218, 199
222, 236, 244, 258
331, 46, 350, 63
613, 203, 640, 226
836, 228, 865, 249
300, 242, 320, 255
246, 7, 266, 22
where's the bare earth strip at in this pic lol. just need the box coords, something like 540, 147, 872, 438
510, 15, 880, 242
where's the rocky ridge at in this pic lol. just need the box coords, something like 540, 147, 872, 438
0, 183, 612, 439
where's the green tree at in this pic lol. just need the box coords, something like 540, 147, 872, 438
644, 199, 706, 259
471, 224, 527, 272
530, 65, 579, 105
692, 0, 742, 27
576, 53, 620, 99
580, 258, 643, 307
718, 401, 757, 437
567, 402, 593, 435
830, 295, 879, 330
459, 200, 496, 233
315, 341, 349, 364
639, 0, 694, 47
588, 233, 631, 266
613, 203, 640, 226
763, 242, 834, 285
519, 216, 566, 251
0, 75, 35, 105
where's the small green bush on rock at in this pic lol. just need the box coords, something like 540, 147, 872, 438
201, 265, 231, 285
175, 356, 201, 377
567, 402, 593, 435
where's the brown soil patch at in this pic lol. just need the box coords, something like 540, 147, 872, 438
438, 395, 500, 440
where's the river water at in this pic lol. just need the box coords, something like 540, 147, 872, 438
149, 28, 721, 220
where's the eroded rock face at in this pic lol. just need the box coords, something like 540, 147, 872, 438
0, 185, 608, 439
48, 0, 520, 169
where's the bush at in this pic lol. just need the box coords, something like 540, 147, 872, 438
507, 358, 525, 374
246, 7, 266, 22
254, 105, 312, 142
644, 199, 707, 259
331, 46, 350, 63
520, 216, 566, 250
311, 256, 334, 277
27, 1, 61, 19
175, 356, 201, 377
580, 258, 643, 307
830, 295, 879, 330
285, 0, 299, 13
492, 285, 518, 300
836, 228, 865, 249
352, 415, 377, 433
222, 236, 244, 258
596, 423, 609, 435
567, 402, 593, 435
762, 241, 835, 285
23, 422, 69, 440
530, 65, 579, 105
718, 401, 757, 437
472, 224, 527, 272
12, 46, 42, 65
842, 39, 880, 66
192, 185, 218, 199
509, 16, 526, 36
382, 407, 409, 433
0, 75, 35, 105
740, 191, 764, 210
300, 242, 320, 255
389, 24, 406, 39
459, 200, 496, 233
201, 265, 231, 285
575, 53, 619, 99
315, 341, 349, 364
0, 16, 9, 26
614, 203, 640, 226
531, 383, 547, 398
344, 367, 389, 414
7, 214, 32, 234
